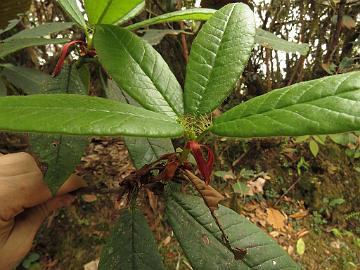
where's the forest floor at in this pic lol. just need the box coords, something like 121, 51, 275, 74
1, 133, 359, 270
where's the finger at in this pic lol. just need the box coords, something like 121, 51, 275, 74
57, 174, 87, 195
0, 152, 41, 177
0, 152, 86, 220
0, 195, 75, 269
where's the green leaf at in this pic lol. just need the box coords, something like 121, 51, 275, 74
166, 192, 300, 269
184, 3, 256, 115
103, 78, 174, 168
0, 79, 7, 96
0, 0, 31, 29
0, 94, 184, 137
115, 1, 145, 25
57, 0, 87, 28
126, 8, 216, 30
30, 134, 87, 194
30, 65, 88, 194
43, 64, 87, 94
232, 182, 249, 195
329, 132, 358, 146
296, 238, 305, 256
0, 64, 50, 94
140, 29, 187, 46
94, 25, 183, 118
85, 0, 144, 25
4, 22, 74, 41
313, 135, 326, 145
0, 19, 20, 35
125, 137, 174, 168
309, 140, 319, 157
212, 72, 360, 138
98, 208, 166, 270
255, 28, 309, 56
0, 38, 69, 58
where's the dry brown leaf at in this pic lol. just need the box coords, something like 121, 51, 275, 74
289, 210, 309, 219
84, 259, 99, 270
82, 194, 97, 203
246, 177, 266, 196
146, 189, 158, 213
267, 208, 286, 230
161, 236, 172, 247
184, 169, 225, 211
297, 229, 310, 238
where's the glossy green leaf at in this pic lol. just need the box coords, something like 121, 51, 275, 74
126, 8, 216, 30
0, 64, 50, 94
85, 0, 144, 25
0, 38, 69, 58
0, 0, 31, 29
98, 208, 166, 270
94, 25, 183, 118
212, 72, 360, 138
103, 78, 174, 168
0, 94, 184, 137
57, 0, 87, 28
4, 22, 73, 41
30, 135, 87, 194
184, 3, 256, 115
255, 28, 309, 56
116, 1, 145, 25
166, 192, 300, 269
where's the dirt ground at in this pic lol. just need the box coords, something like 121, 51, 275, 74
1, 133, 359, 270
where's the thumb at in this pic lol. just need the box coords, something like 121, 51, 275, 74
20, 194, 76, 232
0, 195, 75, 269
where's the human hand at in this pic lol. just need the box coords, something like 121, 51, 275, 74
0, 152, 86, 270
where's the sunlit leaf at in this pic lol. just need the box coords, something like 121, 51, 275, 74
184, 3, 256, 115
212, 72, 360, 138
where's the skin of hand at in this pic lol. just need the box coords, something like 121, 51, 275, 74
0, 152, 86, 270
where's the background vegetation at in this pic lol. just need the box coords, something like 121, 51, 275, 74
0, 0, 359, 269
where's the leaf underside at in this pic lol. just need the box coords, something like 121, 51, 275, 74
0, 38, 69, 58
166, 192, 300, 270
4, 22, 74, 41
94, 25, 184, 118
184, 3, 256, 115
0, 94, 183, 137
0, 64, 51, 95
255, 28, 309, 56
98, 208, 166, 270
57, 0, 87, 28
211, 72, 360, 138
126, 8, 216, 30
